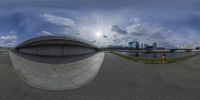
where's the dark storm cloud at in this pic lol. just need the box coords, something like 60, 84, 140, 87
167, 14, 200, 31
159, 41, 176, 48
148, 33, 164, 40
111, 25, 127, 35
130, 32, 146, 36
0, 0, 200, 10
186, 14, 200, 31
113, 38, 122, 44
103, 35, 108, 38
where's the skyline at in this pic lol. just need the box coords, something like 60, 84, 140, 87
0, 0, 200, 48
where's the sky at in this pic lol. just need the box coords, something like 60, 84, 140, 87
0, 0, 200, 48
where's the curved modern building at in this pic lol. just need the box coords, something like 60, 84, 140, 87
15, 35, 98, 56
10, 35, 105, 90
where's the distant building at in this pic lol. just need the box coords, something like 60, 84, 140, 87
144, 43, 148, 49
15, 35, 98, 56
141, 43, 144, 48
179, 43, 195, 49
152, 43, 158, 50
143, 42, 158, 50
157, 47, 165, 50
128, 41, 140, 49
135, 42, 139, 49
128, 42, 158, 50
128, 42, 134, 47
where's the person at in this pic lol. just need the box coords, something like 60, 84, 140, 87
162, 54, 166, 60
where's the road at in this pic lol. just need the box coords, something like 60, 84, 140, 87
0, 52, 200, 100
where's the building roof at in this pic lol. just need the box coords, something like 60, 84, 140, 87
16, 35, 97, 49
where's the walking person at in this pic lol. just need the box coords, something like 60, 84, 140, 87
162, 54, 166, 62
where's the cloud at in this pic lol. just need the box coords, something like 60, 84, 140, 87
103, 35, 108, 38
126, 24, 147, 36
0, 11, 79, 44
0, 34, 17, 47
110, 19, 181, 47
0, 5, 199, 47
125, 19, 200, 48
0, 0, 199, 10
41, 13, 75, 27
113, 38, 122, 44
111, 25, 127, 35
162, 14, 200, 32
37, 31, 53, 36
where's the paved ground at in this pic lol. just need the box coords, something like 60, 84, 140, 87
1, 52, 200, 100
10, 52, 104, 90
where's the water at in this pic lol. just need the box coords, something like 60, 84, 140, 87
117, 51, 196, 58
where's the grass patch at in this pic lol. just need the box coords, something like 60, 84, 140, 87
111, 52, 200, 64
0, 51, 9, 57
0, 51, 6, 55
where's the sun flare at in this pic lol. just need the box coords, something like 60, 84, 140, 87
96, 31, 102, 37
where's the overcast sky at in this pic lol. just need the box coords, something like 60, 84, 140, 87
0, 0, 200, 47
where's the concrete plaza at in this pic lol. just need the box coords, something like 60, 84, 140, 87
0, 51, 200, 100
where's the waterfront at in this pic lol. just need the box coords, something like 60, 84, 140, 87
117, 51, 197, 58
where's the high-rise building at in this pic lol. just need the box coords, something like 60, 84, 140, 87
152, 43, 157, 50
135, 42, 140, 49
144, 43, 148, 49
141, 43, 144, 48
128, 41, 140, 49
128, 42, 134, 47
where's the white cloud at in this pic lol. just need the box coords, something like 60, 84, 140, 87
41, 13, 75, 27
0, 34, 17, 47
113, 18, 174, 47
37, 31, 53, 36
126, 23, 144, 33
124, 19, 200, 48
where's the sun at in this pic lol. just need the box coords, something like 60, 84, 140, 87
96, 31, 102, 37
